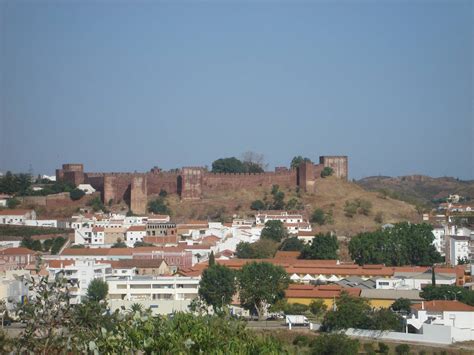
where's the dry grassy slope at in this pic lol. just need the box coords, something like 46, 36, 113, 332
165, 176, 421, 236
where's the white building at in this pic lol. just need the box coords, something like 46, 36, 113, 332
125, 225, 146, 247
24, 219, 58, 228
77, 184, 96, 195
256, 211, 304, 225
47, 259, 113, 304
0, 209, 36, 225
0, 270, 30, 313
449, 235, 470, 265
406, 300, 474, 342
0, 194, 12, 208
432, 225, 446, 256
376, 272, 456, 291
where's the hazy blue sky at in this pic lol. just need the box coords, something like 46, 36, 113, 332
1, 0, 472, 179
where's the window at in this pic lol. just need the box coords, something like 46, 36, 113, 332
117, 284, 127, 289
378, 282, 389, 286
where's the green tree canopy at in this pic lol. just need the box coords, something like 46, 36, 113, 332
320, 167, 334, 178
198, 264, 236, 314
310, 208, 326, 225
311, 333, 359, 355
290, 156, 312, 169
86, 279, 109, 302
279, 237, 304, 252
148, 198, 170, 215
6, 197, 21, 209
420, 285, 474, 305
70, 188, 85, 201
250, 199, 266, 211
391, 298, 412, 313
300, 233, 338, 260
348, 222, 443, 266
235, 239, 279, 259
237, 262, 289, 320
260, 220, 288, 242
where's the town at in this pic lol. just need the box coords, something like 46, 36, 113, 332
0, 157, 474, 353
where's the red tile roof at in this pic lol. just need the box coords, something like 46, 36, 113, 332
0, 247, 36, 255
0, 209, 33, 216
127, 225, 146, 232
286, 284, 361, 299
412, 300, 474, 312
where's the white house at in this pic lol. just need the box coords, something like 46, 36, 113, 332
24, 219, 58, 228
432, 225, 446, 256
0, 209, 36, 225
91, 227, 105, 245
376, 272, 456, 290
77, 184, 96, 195
125, 225, 146, 247
256, 211, 304, 225
0, 194, 12, 208
406, 300, 474, 342
449, 235, 470, 265
47, 259, 113, 304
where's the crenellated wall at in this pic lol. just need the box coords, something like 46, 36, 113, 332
56, 155, 348, 206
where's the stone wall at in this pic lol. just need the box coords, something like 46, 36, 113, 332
130, 176, 147, 215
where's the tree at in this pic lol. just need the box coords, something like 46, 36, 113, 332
290, 156, 311, 169
211, 157, 246, 173
87, 196, 106, 212
260, 220, 287, 242
238, 262, 289, 320
322, 292, 373, 331
69, 188, 85, 201
235, 239, 279, 259
391, 298, 412, 314
148, 198, 170, 215
159, 189, 168, 198
311, 333, 359, 355
112, 238, 127, 248
198, 265, 236, 314
133, 241, 154, 247
50, 237, 66, 254
208, 251, 215, 266
279, 237, 304, 252
286, 198, 303, 210
269, 185, 286, 210
349, 223, 443, 266
241, 151, 266, 172
6, 197, 20, 209
309, 299, 327, 317
300, 233, 338, 260
86, 279, 109, 302
420, 285, 474, 305
395, 344, 410, 355
320, 167, 334, 178
310, 208, 326, 225
250, 200, 266, 211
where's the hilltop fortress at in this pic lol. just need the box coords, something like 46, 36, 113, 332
56, 156, 348, 214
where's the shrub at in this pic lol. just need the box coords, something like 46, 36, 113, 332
69, 188, 85, 201
310, 208, 326, 225
374, 212, 384, 224
6, 198, 21, 209
321, 167, 334, 178
250, 200, 265, 211
395, 344, 410, 355
378, 342, 389, 354
292, 334, 310, 347
311, 333, 359, 355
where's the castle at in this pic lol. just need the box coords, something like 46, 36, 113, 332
56, 156, 348, 214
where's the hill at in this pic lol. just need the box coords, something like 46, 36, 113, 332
164, 176, 420, 236
356, 175, 474, 207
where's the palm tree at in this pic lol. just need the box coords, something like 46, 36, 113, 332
130, 303, 144, 313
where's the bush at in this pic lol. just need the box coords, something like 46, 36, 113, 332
378, 342, 389, 354
310, 208, 326, 225
159, 189, 168, 198
292, 334, 311, 347
70, 188, 85, 201
148, 198, 170, 215
309, 299, 327, 317
6, 197, 21, 209
250, 200, 265, 211
311, 333, 359, 355
284, 303, 309, 315
320, 167, 334, 178
374, 212, 384, 224
87, 196, 106, 212
395, 344, 410, 355
344, 200, 358, 217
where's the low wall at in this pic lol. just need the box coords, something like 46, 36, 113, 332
108, 299, 192, 315
344, 325, 453, 345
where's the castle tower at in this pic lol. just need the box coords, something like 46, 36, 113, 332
103, 175, 116, 204
319, 156, 348, 180
179, 168, 203, 200
131, 176, 147, 215
297, 161, 316, 193
56, 163, 84, 186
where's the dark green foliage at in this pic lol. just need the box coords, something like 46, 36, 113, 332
285, 197, 303, 210
235, 239, 279, 259
290, 156, 312, 169
250, 199, 265, 211
378, 342, 390, 354
111, 238, 127, 248
198, 264, 236, 313
20, 236, 65, 253
457, 256, 469, 265
320, 167, 334, 178
208, 250, 215, 266
270, 185, 286, 210
395, 343, 410, 355
311, 333, 359, 355
309, 299, 328, 317
133, 241, 154, 247
87, 196, 106, 212
6, 197, 20, 209
0, 172, 32, 195
148, 197, 170, 215
211, 157, 264, 174
69, 188, 85, 201
0, 225, 72, 237
87, 279, 109, 302
310, 208, 326, 225
349, 222, 443, 266
300, 233, 338, 260
344, 198, 372, 217
391, 298, 412, 313
420, 285, 474, 305
237, 262, 289, 319
279, 237, 304, 252
283, 302, 309, 315
322, 292, 402, 332
159, 189, 168, 198
292, 334, 311, 347
261, 220, 288, 242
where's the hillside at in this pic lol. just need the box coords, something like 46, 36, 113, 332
356, 175, 474, 207
165, 176, 421, 236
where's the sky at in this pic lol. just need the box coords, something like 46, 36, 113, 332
0, 0, 472, 180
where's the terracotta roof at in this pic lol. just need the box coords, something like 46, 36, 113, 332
286, 284, 361, 299
0, 247, 36, 255
61, 248, 133, 256
298, 231, 315, 237
45, 260, 75, 268
274, 251, 301, 259
0, 209, 33, 216
127, 225, 146, 232
92, 227, 104, 232
202, 235, 220, 245
412, 300, 474, 312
